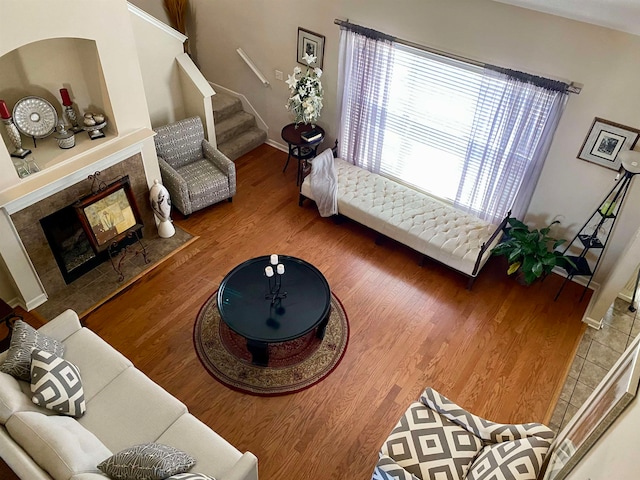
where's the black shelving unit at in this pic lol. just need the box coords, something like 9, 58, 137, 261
555, 165, 638, 301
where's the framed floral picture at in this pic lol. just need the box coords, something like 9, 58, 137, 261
578, 118, 640, 170
297, 27, 324, 69
75, 176, 143, 253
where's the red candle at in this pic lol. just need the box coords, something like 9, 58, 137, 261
60, 88, 72, 107
0, 100, 10, 119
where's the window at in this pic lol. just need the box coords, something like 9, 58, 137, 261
379, 45, 483, 202
338, 27, 569, 223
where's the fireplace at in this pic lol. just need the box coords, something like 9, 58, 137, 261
6, 153, 156, 307
39, 206, 105, 284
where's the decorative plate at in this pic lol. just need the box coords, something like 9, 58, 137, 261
12, 96, 58, 138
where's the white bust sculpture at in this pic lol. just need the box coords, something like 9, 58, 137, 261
149, 179, 175, 238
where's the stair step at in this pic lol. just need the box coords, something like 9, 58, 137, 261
218, 127, 267, 161
215, 111, 257, 146
212, 92, 242, 123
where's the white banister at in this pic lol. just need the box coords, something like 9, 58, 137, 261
237, 48, 270, 87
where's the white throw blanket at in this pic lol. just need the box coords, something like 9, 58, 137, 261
310, 147, 338, 217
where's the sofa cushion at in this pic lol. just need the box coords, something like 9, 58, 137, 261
156, 413, 242, 478
61, 328, 132, 403
5, 411, 111, 480
465, 436, 551, 480
0, 320, 65, 381
0, 372, 51, 423
97, 443, 195, 480
79, 368, 187, 453
380, 401, 483, 480
31, 349, 86, 418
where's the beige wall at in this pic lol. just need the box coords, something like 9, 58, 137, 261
129, 5, 187, 128
188, 0, 640, 284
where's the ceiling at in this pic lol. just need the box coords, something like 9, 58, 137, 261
493, 0, 640, 36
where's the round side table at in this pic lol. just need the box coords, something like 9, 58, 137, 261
281, 123, 325, 186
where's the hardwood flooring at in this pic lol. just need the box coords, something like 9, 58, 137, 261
1, 144, 589, 479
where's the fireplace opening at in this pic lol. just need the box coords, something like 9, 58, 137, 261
40, 206, 107, 284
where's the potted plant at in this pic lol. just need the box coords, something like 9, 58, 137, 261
491, 217, 574, 285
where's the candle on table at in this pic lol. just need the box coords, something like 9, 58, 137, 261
265, 266, 274, 277
59, 88, 72, 107
270, 254, 278, 265
0, 100, 11, 120
277, 264, 285, 275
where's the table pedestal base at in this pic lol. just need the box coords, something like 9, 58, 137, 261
246, 339, 269, 367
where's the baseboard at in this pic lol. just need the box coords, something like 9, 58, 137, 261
582, 315, 603, 330
266, 138, 288, 153
24, 293, 47, 312
551, 265, 600, 292
209, 82, 269, 134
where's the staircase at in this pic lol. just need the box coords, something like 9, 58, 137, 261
212, 92, 267, 161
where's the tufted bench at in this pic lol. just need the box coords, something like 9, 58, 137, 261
299, 158, 506, 287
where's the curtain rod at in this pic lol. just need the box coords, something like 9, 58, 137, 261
334, 18, 582, 94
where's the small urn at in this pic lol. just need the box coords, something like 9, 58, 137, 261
55, 123, 75, 149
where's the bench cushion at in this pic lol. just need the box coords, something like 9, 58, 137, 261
301, 159, 498, 276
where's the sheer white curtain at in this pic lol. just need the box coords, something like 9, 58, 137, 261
337, 26, 395, 172
454, 69, 569, 223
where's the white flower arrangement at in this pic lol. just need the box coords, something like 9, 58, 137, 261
286, 52, 323, 126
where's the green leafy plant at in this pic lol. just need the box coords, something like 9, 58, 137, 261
491, 217, 574, 285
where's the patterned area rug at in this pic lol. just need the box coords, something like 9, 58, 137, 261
193, 292, 349, 396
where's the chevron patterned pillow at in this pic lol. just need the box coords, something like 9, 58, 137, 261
0, 320, 65, 381
98, 443, 196, 480
465, 436, 552, 480
30, 349, 86, 418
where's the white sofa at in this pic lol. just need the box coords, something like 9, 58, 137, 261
0, 310, 258, 480
300, 158, 506, 287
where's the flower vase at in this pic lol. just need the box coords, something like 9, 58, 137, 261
149, 179, 175, 238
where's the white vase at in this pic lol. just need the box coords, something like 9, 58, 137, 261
149, 179, 175, 238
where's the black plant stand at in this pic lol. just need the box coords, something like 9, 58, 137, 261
555, 156, 640, 301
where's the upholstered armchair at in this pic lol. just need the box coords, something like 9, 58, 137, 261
373, 388, 554, 480
153, 116, 236, 216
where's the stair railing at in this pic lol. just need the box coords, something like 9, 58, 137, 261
237, 48, 270, 87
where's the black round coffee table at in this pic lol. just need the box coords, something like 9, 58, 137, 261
217, 255, 331, 366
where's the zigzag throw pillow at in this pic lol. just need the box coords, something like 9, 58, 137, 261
30, 349, 86, 418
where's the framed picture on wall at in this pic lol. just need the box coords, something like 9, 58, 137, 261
75, 176, 144, 253
578, 118, 640, 170
297, 27, 325, 69
541, 334, 640, 480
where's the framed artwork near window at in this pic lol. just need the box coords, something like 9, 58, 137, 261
578, 117, 640, 170
297, 27, 325, 69
75, 176, 144, 253
541, 334, 640, 480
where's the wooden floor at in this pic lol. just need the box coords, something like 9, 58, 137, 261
1, 144, 589, 480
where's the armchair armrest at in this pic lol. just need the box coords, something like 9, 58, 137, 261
419, 388, 554, 444
203, 140, 236, 197
158, 156, 191, 216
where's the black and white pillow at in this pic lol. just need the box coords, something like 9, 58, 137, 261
98, 443, 196, 480
30, 349, 86, 417
0, 320, 65, 381
167, 474, 216, 480
465, 436, 551, 480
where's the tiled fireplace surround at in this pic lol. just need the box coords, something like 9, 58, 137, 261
9, 154, 156, 315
